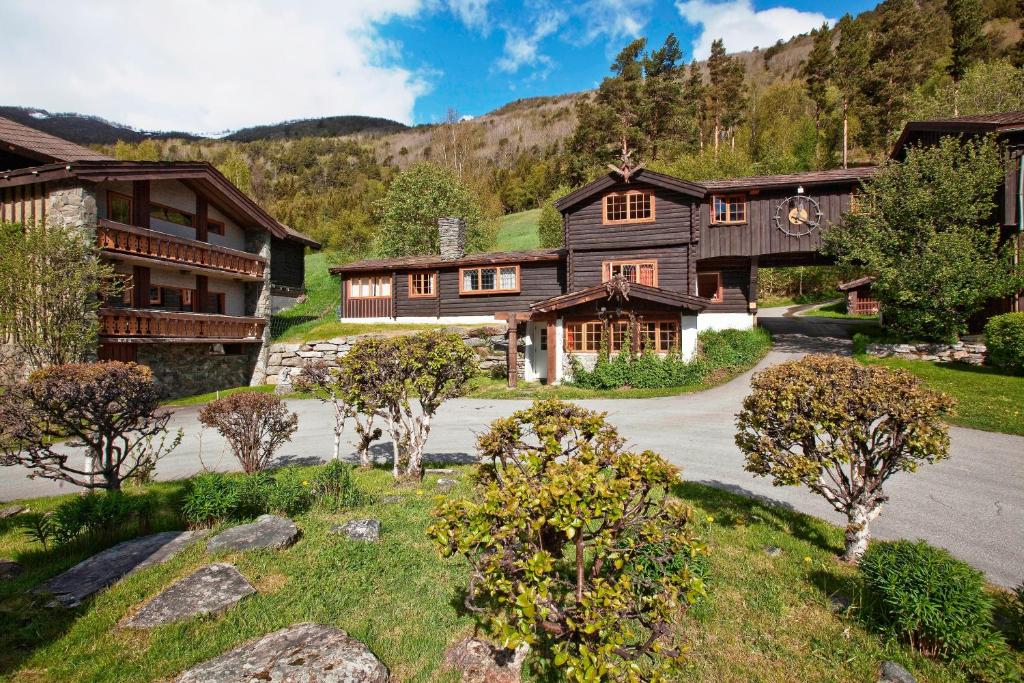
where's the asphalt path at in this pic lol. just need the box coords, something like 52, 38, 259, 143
3, 307, 1021, 586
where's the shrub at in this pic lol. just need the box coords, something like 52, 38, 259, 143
985, 312, 1024, 375
310, 460, 370, 511
430, 400, 706, 681
852, 331, 869, 355
736, 355, 954, 561
45, 492, 156, 546
182, 473, 240, 527
861, 540, 1019, 680
198, 392, 298, 473
264, 469, 313, 517
0, 362, 182, 491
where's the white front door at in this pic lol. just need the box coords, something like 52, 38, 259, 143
532, 322, 548, 382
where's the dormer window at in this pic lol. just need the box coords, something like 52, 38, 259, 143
711, 194, 747, 224
603, 190, 655, 225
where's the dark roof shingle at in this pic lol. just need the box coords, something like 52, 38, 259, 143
0, 116, 113, 164
330, 248, 564, 274
701, 166, 877, 192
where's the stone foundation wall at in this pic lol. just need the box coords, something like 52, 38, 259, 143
136, 344, 260, 398
263, 324, 513, 387
865, 341, 986, 365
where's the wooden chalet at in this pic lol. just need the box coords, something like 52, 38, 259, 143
0, 116, 319, 396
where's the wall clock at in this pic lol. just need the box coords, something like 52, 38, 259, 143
774, 195, 822, 237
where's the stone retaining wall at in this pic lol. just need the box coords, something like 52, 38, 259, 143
865, 341, 986, 365
264, 324, 516, 387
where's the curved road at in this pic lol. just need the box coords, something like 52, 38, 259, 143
2, 307, 1021, 586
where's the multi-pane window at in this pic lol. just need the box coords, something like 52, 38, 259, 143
711, 195, 747, 224
349, 275, 392, 299
408, 271, 437, 298
539, 328, 547, 351
603, 260, 658, 286
639, 321, 679, 353
565, 321, 604, 352
150, 203, 195, 228
460, 265, 519, 294
566, 319, 678, 353
697, 272, 723, 302
609, 321, 630, 352
108, 192, 133, 223
603, 190, 654, 224
207, 218, 226, 235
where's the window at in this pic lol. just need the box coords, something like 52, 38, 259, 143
348, 275, 392, 299
711, 194, 747, 224
459, 265, 519, 294
639, 321, 679, 353
539, 327, 547, 351
108, 192, 132, 224
207, 218, 226, 236
150, 202, 195, 228
408, 271, 437, 298
115, 272, 133, 305
565, 321, 604, 353
609, 320, 630, 352
602, 260, 658, 286
603, 190, 655, 224
149, 286, 163, 306
697, 272, 723, 302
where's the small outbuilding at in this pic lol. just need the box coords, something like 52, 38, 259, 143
837, 276, 878, 316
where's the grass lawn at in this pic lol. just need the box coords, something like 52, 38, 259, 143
859, 356, 1024, 436
270, 252, 342, 342
800, 300, 878, 320
1, 465, 1001, 683
275, 320, 480, 345
495, 209, 541, 251
758, 293, 836, 309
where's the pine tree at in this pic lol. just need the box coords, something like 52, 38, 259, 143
683, 59, 708, 150
833, 14, 869, 167
803, 23, 834, 124
641, 33, 686, 160
707, 39, 746, 154
946, 0, 985, 115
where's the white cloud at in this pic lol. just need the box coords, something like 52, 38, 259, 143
676, 0, 832, 60
447, 0, 491, 32
0, 0, 431, 133
495, 10, 565, 74
578, 0, 653, 44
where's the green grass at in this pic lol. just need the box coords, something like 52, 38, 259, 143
800, 300, 878, 320
3, 465, 1008, 683
161, 384, 285, 407
860, 356, 1024, 436
270, 252, 342, 341
758, 293, 836, 308
495, 209, 541, 251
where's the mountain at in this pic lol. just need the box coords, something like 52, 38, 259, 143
0, 106, 201, 144
226, 115, 407, 142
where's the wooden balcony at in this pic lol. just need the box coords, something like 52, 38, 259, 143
99, 308, 266, 343
97, 219, 266, 280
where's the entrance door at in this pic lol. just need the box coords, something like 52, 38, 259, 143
531, 322, 548, 382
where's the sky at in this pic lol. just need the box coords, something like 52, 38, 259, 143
1, 0, 877, 134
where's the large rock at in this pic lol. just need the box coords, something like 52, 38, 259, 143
34, 530, 207, 608
331, 519, 381, 542
878, 661, 916, 683
443, 637, 529, 683
176, 622, 390, 682
124, 563, 255, 629
207, 515, 299, 553
0, 505, 26, 519
0, 559, 23, 580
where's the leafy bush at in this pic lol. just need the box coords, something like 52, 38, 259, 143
1006, 584, 1024, 649
430, 401, 706, 681
852, 331, 869, 355
861, 540, 1019, 680
182, 472, 240, 527
985, 313, 1024, 375
310, 460, 370, 511
265, 469, 313, 517
198, 392, 299, 473
41, 492, 157, 546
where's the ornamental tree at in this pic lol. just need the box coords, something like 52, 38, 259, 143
0, 362, 181, 491
735, 355, 954, 562
199, 392, 298, 473
344, 331, 476, 481
430, 400, 706, 682
294, 359, 381, 466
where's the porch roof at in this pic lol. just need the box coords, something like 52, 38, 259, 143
530, 280, 710, 314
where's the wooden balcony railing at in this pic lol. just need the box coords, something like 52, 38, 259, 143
97, 219, 266, 280
99, 308, 267, 341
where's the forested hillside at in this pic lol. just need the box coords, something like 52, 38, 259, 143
87, 0, 1024, 264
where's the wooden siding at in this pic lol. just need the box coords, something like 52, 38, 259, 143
0, 183, 46, 226
698, 185, 854, 259
571, 246, 692, 294
697, 257, 752, 313
270, 237, 305, 289
565, 182, 697, 252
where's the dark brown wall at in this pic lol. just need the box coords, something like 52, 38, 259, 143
698, 184, 855, 259
270, 237, 305, 289
571, 245, 692, 294
697, 257, 752, 313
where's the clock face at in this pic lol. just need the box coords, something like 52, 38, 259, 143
775, 195, 822, 237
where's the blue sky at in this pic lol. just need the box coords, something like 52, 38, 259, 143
2, 0, 877, 133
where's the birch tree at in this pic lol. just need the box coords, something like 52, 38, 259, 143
735, 355, 953, 562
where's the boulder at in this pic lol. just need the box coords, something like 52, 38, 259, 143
764, 545, 782, 557
34, 529, 207, 607
331, 519, 381, 542
176, 622, 389, 683
124, 563, 255, 629
878, 661, 916, 683
425, 468, 456, 475
380, 495, 405, 505
436, 477, 458, 493
207, 515, 299, 553
0, 559, 23, 580
0, 505, 26, 519
443, 637, 529, 683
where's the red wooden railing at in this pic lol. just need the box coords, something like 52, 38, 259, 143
344, 297, 393, 318
99, 308, 266, 340
97, 219, 266, 279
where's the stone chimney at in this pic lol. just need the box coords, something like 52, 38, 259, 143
438, 216, 467, 261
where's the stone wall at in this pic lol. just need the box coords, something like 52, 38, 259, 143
136, 343, 260, 398
46, 182, 97, 235
865, 340, 986, 365
263, 325, 513, 387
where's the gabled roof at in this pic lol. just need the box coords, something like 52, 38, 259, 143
891, 110, 1024, 158
280, 224, 321, 249
530, 280, 709, 313
330, 248, 564, 274
837, 275, 875, 291
554, 168, 706, 212
701, 166, 877, 192
0, 116, 112, 165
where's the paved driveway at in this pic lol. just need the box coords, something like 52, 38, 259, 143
2, 310, 1021, 587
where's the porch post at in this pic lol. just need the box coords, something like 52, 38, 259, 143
507, 313, 518, 388
546, 317, 557, 384
749, 256, 759, 318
